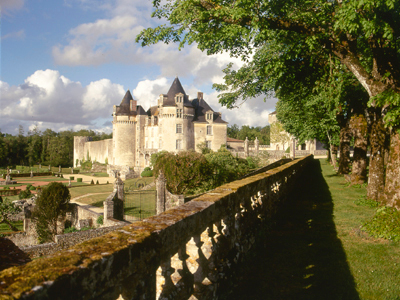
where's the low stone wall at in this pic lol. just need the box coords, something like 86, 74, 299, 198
20, 225, 126, 258
0, 155, 313, 300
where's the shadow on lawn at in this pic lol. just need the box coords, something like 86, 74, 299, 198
230, 159, 359, 300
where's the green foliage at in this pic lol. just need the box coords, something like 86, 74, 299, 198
64, 226, 78, 234
362, 207, 400, 241
29, 185, 36, 191
153, 151, 212, 194
0, 196, 21, 231
141, 169, 154, 177
205, 147, 252, 188
354, 196, 379, 208
96, 180, 99, 185
90, 179, 94, 185
70, 176, 74, 180
33, 182, 71, 243
196, 141, 212, 155
80, 160, 92, 171
105, 157, 108, 165
228, 124, 270, 145
77, 178, 82, 183
18, 186, 32, 200
285, 147, 290, 153
96, 215, 103, 225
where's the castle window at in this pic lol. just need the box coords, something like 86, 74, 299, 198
176, 109, 182, 118
207, 125, 212, 135
176, 124, 182, 134
206, 141, 212, 149
176, 139, 182, 150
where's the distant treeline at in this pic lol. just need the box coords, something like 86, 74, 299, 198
0, 126, 112, 168
227, 124, 270, 145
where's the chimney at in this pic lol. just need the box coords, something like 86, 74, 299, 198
197, 92, 203, 100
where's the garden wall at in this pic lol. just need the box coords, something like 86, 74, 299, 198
0, 155, 313, 299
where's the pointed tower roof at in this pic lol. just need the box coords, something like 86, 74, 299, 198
167, 77, 186, 100
163, 77, 193, 107
115, 90, 135, 115
120, 90, 133, 105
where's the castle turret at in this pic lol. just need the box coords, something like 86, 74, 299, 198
112, 90, 137, 166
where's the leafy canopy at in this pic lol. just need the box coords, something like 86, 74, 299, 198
33, 182, 71, 243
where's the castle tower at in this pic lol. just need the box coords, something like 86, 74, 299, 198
158, 77, 195, 151
112, 90, 137, 166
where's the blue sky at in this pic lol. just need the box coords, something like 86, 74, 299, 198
1, 0, 277, 135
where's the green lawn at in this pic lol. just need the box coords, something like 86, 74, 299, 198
124, 191, 156, 220
230, 158, 400, 300
69, 184, 114, 199
124, 177, 155, 191
72, 193, 112, 207
0, 221, 23, 234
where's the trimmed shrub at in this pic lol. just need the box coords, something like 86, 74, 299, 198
141, 169, 153, 177
70, 176, 74, 180
96, 180, 99, 185
77, 178, 82, 182
29, 185, 36, 191
90, 179, 94, 185
97, 215, 103, 225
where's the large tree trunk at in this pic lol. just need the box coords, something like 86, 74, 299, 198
349, 114, 368, 184
383, 130, 400, 208
337, 117, 351, 174
367, 108, 386, 201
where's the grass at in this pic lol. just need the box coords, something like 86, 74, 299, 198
124, 191, 156, 220
91, 172, 109, 177
69, 184, 114, 199
72, 193, 111, 207
0, 221, 23, 234
124, 177, 155, 190
230, 158, 400, 300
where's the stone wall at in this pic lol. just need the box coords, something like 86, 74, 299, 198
20, 225, 127, 258
0, 155, 313, 300
156, 173, 184, 214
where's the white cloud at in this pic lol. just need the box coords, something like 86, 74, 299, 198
132, 77, 169, 111
203, 91, 277, 128
1, 0, 24, 15
0, 69, 125, 133
1, 29, 25, 40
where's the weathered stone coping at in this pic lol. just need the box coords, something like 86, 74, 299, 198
0, 155, 313, 300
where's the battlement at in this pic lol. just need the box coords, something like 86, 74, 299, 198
0, 155, 313, 299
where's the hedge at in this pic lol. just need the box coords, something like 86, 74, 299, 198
2, 172, 52, 179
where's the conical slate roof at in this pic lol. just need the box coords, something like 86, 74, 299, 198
116, 90, 134, 115
167, 77, 186, 100
162, 77, 193, 107
120, 90, 133, 105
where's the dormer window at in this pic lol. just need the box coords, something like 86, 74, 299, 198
175, 95, 183, 103
206, 113, 213, 120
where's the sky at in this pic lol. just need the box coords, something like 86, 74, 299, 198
0, 0, 277, 135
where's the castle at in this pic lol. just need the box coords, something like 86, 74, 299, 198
74, 77, 228, 178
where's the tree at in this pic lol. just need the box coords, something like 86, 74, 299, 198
152, 151, 212, 194
269, 122, 290, 151
0, 196, 21, 232
33, 182, 70, 242
137, 0, 400, 204
205, 146, 251, 186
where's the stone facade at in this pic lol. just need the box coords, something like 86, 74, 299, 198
74, 78, 228, 176
268, 111, 325, 154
